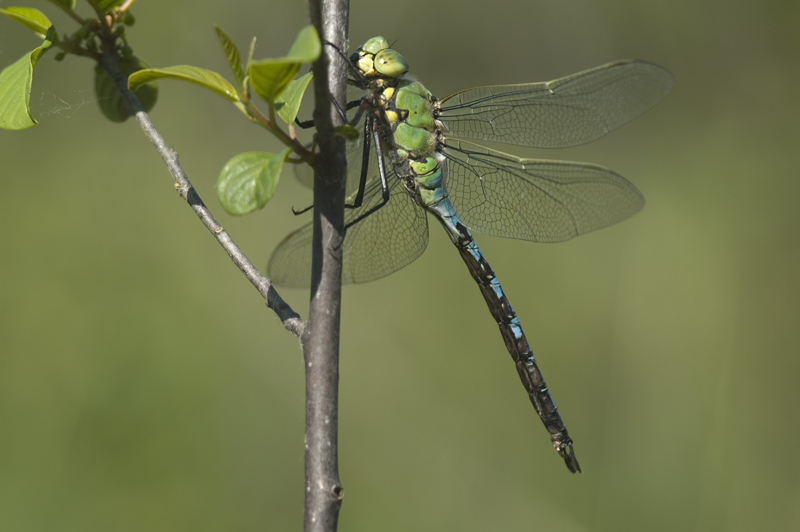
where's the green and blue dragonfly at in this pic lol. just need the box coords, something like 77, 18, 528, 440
269, 37, 673, 472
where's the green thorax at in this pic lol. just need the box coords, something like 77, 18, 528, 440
379, 78, 437, 154
352, 37, 446, 207
377, 78, 444, 206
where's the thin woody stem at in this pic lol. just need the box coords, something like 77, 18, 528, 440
118, 0, 137, 13
243, 98, 314, 162
95, 44, 304, 337
302, 0, 350, 530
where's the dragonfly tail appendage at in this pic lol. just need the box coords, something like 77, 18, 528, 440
436, 210, 581, 473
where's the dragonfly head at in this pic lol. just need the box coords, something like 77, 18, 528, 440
350, 36, 409, 79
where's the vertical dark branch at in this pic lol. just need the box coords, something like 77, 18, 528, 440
304, 1, 349, 531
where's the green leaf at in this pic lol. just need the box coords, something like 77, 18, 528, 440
249, 62, 300, 104
0, 7, 53, 37
246, 37, 257, 71
0, 37, 53, 130
95, 0, 124, 13
128, 65, 239, 102
214, 25, 245, 93
255, 148, 291, 206
249, 25, 320, 103
242, 37, 256, 94
94, 56, 158, 123
334, 124, 361, 140
216, 148, 291, 215
45, 0, 76, 9
286, 25, 322, 63
276, 71, 312, 125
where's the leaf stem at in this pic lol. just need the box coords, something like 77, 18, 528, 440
55, 40, 100, 60
53, 4, 87, 26
244, 98, 314, 162
86, 0, 113, 37
118, 0, 137, 13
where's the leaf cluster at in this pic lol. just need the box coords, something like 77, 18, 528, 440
1, 1, 152, 129
1, 2, 324, 216
128, 25, 320, 215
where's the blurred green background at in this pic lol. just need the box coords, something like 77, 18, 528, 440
2, 0, 799, 530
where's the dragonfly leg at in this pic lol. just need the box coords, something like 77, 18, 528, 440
371, 118, 391, 204
344, 120, 391, 230
323, 40, 370, 86
294, 117, 316, 130
295, 99, 363, 129
345, 117, 373, 209
292, 114, 373, 217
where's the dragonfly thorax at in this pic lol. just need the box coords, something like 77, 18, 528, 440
372, 79, 438, 156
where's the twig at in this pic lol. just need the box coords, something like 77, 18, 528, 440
55, 40, 100, 61
49, 2, 87, 26
118, 0, 137, 13
95, 47, 304, 338
243, 98, 313, 162
303, 0, 349, 531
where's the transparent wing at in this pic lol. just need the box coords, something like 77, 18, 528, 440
269, 167, 429, 288
438, 60, 674, 148
442, 139, 644, 242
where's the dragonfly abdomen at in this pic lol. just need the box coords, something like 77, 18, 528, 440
429, 198, 581, 473
380, 84, 583, 470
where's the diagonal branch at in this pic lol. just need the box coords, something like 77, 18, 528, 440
96, 48, 304, 338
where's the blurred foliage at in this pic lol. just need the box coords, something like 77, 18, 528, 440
1, 0, 799, 531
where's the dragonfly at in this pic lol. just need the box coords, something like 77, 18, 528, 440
269, 37, 674, 473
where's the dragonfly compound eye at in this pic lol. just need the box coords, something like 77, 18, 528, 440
374, 49, 409, 77
361, 36, 389, 55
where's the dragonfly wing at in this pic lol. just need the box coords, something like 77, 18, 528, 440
269, 169, 429, 287
292, 156, 314, 188
438, 60, 674, 148
442, 139, 644, 242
